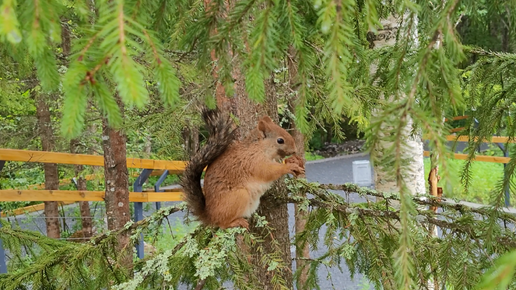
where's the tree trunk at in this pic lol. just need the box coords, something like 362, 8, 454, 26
369, 16, 426, 196
368, 14, 426, 290
234, 74, 294, 289
287, 46, 310, 287
182, 124, 200, 157
144, 134, 152, 158
101, 96, 132, 269
35, 92, 61, 239
202, 1, 292, 286
70, 139, 93, 240
373, 118, 425, 195
203, 0, 235, 114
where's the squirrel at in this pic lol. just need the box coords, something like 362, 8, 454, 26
181, 109, 305, 229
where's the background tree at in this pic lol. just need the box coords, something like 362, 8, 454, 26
35, 91, 61, 239
2, 0, 516, 289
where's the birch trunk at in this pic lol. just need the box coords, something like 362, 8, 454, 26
369, 16, 426, 196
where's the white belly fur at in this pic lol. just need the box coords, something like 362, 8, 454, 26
243, 181, 274, 217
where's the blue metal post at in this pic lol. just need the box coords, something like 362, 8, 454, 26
133, 169, 153, 259
0, 206, 7, 274
153, 170, 169, 210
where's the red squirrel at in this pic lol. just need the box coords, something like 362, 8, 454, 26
181, 109, 305, 229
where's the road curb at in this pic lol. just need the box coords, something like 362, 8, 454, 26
306, 152, 369, 164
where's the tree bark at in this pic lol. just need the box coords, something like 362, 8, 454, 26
70, 139, 93, 239
35, 92, 61, 239
235, 75, 294, 289
373, 118, 425, 195
369, 16, 426, 196
368, 14, 426, 290
202, 2, 293, 287
182, 124, 200, 157
203, 0, 235, 114
101, 96, 132, 269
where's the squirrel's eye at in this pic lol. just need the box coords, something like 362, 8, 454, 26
277, 138, 284, 144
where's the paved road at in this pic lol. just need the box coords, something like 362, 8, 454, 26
4, 141, 507, 288
6, 153, 375, 289
163, 153, 375, 289
290, 153, 374, 289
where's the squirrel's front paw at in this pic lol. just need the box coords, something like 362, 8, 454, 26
285, 155, 305, 177
287, 163, 305, 177
285, 155, 305, 167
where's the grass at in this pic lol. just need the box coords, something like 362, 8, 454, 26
151, 217, 198, 251
305, 152, 325, 161
424, 158, 506, 204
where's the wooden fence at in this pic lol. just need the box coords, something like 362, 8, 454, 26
0, 124, 512, 266
0, 148, 191, 266
423, 133, 515, 164
424, 115, 513, 164
424, 117, 513, 209
0, 148, 186, 203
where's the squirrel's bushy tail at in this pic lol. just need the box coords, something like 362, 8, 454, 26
181, 109, 235, 224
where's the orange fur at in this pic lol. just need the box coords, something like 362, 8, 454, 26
201, 116, 305, 229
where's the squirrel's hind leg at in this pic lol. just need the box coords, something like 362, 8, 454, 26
207, 188, 251, 229
222, 218, 249, 229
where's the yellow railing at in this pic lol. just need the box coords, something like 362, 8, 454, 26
0, 148, 186, 205
424, 135, 513, 164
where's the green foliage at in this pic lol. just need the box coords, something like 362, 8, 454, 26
61, 63, 89, 136
0, 203, 291, 290
457, 0, 516, 52
423, 157, 506, 204
289, 179, 516, 289
304, 152, 324, 161
0, 0, 21, 43
318, 0, 356, 115
2, 0, 516, 288
477, 250, 516, 290
458, 49, 516, 207
3, 179, 516, 289
2, 0, 182, 139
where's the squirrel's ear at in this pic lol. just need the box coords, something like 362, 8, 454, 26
257, 116, 273, 138
260, 116, 273, 123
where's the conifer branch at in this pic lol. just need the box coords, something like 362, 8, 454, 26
82, 56, 109, 85
298, 181, 516, 224
0, 0, 22, 43
117, 2, 126, 55
299, 198, 516, 249
222, 0, 256, 36
4, 180, 516, 289
143, 30, 161, 65
77, 33, 99, 62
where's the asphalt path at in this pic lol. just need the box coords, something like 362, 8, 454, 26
162, 153, 375, 289
3, 141, 508, 288
4, 153, 375, 289
290, 153, 374, 289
